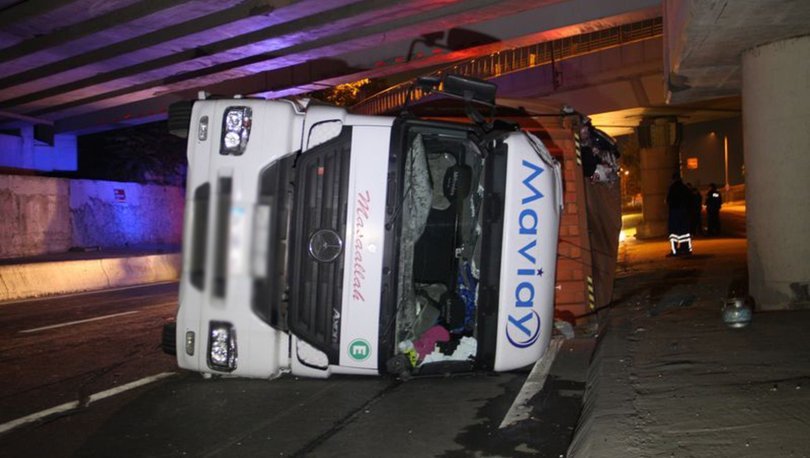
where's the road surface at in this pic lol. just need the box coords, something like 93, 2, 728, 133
0, 283, 591, 457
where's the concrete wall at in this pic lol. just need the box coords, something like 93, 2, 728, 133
0, 175, 184, 259
0, 175, 72, 258
0, 254, 181, 302
70, 179, 184, 249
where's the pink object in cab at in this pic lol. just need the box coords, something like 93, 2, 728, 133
413, 325, 450, 358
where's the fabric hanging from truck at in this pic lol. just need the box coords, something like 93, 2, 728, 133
581, 122, 622, 310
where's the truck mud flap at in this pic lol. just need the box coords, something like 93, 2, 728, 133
162, 322, 177, 356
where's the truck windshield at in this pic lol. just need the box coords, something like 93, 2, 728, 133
394, 127, 485, 365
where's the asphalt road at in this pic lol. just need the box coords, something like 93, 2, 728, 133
0, 283, 592, 457
0, 283, 179, 425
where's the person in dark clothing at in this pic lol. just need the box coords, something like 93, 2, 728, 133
706, 183, 723, 236
687, 183, 703, 236
667, 173, 693, 255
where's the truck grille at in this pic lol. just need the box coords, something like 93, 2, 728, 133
288, 127, 352, 364
213, 176, 232, 298
252, 155, 295, 330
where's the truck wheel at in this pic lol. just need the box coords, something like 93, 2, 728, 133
385, 354, 413, 380
161, 322, 177, 356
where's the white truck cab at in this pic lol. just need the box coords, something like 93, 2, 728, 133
164, 75, 563, 379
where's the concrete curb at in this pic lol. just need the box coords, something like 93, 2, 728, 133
0, 254, 181, 302
566, 317, 641, 456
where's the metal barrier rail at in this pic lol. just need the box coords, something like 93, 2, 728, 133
352, 17, 663, 115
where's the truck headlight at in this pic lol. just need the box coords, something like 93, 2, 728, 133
220, 107, 252, 155
207, 321, 237, 372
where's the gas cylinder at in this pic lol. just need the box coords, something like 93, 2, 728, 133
722, 297, 753, 328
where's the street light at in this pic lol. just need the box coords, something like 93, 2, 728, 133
723, 135, 730, 192
621, 169, 630, 205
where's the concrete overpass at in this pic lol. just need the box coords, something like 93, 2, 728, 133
0, 0, 808, 310
0, 0, 660, 134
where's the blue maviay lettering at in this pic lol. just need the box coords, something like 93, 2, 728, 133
521, 160, 544, 204
509, 313, 534, 335
507, 160, 546, 348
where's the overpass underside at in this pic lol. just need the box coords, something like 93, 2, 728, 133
2, 0, 804, 310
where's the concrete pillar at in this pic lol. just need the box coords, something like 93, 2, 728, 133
742, 35, 810, 310
636, 119, 680, 238
0, 127, 77, 172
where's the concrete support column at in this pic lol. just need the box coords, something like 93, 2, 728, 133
0, 127, 77, 172
636, 119, 680, 238
742, 35, 810, 310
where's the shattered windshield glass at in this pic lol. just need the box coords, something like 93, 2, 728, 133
394, 128, 485, 368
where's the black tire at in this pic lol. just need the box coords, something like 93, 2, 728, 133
161, 322, 177, 356
385, 354, 412, 380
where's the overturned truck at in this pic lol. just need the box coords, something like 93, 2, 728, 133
163, 75, 563, 379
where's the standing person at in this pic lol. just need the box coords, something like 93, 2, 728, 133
667, 173, 693, 256
706, 183, 723, 236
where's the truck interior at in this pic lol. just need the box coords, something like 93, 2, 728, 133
393, 125, 486, 372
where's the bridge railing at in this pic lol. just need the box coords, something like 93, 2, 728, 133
351, 17, 663, 116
